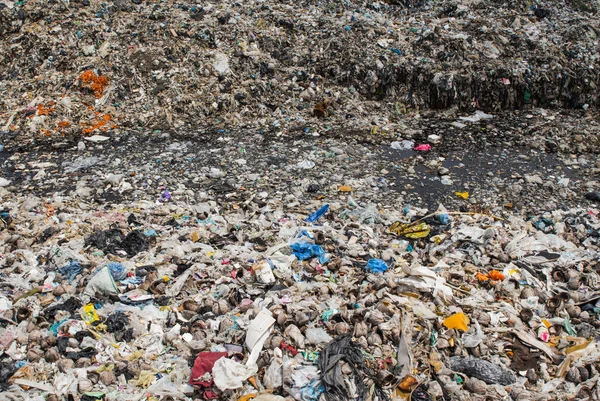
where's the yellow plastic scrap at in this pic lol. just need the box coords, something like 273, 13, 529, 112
390, 221, 430, 239
135, 370, 159, 388
338, 185, 352, 192
97, 363, 115, 372
238, 394, 258, 401
248, 376, 259, 389
124, 350, 144, 361
429, 351, 444, 373
83, 303, 99, 324
443, 312, 470, 332
430, 234, 445, 244
190, 231, 200, 243
566, 339, 591, 354
455, 191, 469, 199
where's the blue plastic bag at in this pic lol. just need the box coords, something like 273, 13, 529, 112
438, 213, 450, 225
107, 262, 127, 281
301, 378, 326, 401
365, 258, 388, 273
291, 242, 329, 264
306, 204, 329, 223
59, 260, 83, 283
297, 230, 314, 239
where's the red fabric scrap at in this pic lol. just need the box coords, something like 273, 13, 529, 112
189, 352, 228, 387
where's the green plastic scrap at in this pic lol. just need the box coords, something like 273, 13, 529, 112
322, 309, 339, 321
430, 330, 438, 347
302, 351, 319, 362
564, 316, 577, 336
82, 392, 105, 400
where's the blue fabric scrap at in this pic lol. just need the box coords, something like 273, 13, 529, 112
58, 260, 83, 283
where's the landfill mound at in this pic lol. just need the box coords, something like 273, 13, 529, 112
2, 1, 600, 400
1, 0, 599, 141
1, 195, 600, 400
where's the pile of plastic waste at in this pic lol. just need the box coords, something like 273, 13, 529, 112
1, 192, 599, 400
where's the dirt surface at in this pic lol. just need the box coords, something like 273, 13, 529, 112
2, 110, 599, 215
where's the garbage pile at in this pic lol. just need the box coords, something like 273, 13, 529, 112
1, 192, 599, 400
1, 0, 599, 143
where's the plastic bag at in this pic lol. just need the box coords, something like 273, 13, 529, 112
443, 312, 470, 332
391, 140, 414, 150
414, 144, 432, 151
365, 259, 389, 273
395, 264, 454, 301
306, 204, 329, 223
264, 356, 283, 389
462, 319, 484, 348
290, 242, 329, 264
58, 260, 83, 283
146, 375, 187, 398
84, 266, 119, 296
305, 328, 333, 345
390, 221, 430, 239
253, 260, 276, 284
189, 352, 228, 387
450, 356, 515, 385
107, 262, 127, 281
212, 357, 258, 390
82, 303, 100, 324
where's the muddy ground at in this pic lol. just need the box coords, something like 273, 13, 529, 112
1, 109, 598, 216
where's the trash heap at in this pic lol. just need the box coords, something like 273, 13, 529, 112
1, 192, 599, 401
1, 0, 599, 143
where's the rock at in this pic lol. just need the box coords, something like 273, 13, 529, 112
440, 175, 453, 185
465, 377, 488, 394
427, 134, 441, 144
106, 174, 124, 186
208, 168, 226, 179
524, 175, 544, 184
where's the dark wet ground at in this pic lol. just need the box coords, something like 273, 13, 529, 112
383, 145, 574, 209
0, 112, 597, 215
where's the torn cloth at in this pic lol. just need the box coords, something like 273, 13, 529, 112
189, 352, 228, 387
318, 335, 388, 401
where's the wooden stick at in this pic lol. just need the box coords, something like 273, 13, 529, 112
400, 211, 504, 228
